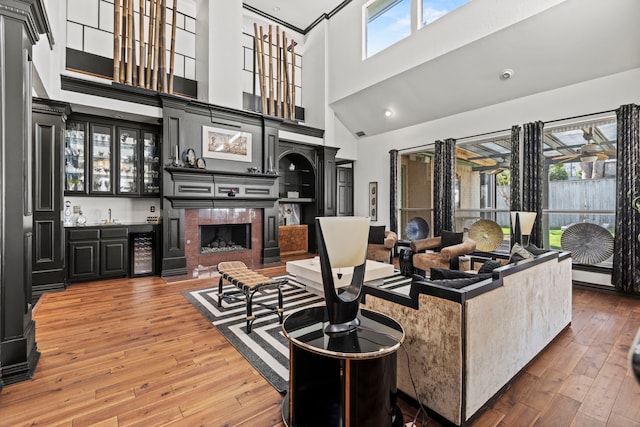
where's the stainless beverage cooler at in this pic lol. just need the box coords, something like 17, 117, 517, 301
130, 232, 155, 277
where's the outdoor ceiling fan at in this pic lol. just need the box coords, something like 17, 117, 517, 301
552, 127, 616, 163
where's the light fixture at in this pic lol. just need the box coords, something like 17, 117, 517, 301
384, 108, 393, 117
273, 6, 280, 12
580, 155, 598, 162
500, 68, 514, 80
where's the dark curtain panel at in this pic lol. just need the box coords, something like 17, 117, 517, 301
510, 125, 521, 211
522, 121, 544, 247
433, 140, 444, 235
389, 149, 398, 235
613, 104, 640, 294
433, 138, 456, 235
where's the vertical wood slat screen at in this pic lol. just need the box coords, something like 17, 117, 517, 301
253, 24, 297, 119
113, 0, 178, 94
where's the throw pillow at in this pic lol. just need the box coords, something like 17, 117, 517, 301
431, 276, 482, 289
430, 267, 476, 280
478, 260, 503, 274
441, 230, 463, 248
430, 268, 492, 281
525, 244, 549, 256
368, 225, 386, 244
509, 243, 534, 263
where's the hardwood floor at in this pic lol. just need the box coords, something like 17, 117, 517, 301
0, 259, 639, 426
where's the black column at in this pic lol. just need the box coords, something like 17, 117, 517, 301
0, 0, 52, 389
262, 117, 282, 264
32, 99, 71, 300
389, 150, 398, 235
159, 96, 188, 276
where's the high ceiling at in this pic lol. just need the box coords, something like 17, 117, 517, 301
329, 0, 640, 138
243, 0, 347, 32
243, 1, 640, 139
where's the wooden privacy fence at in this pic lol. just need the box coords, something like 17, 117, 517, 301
253, 24, 297, 119
113, 0, 178, 94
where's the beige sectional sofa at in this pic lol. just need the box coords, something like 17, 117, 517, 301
362, 251, 572, 426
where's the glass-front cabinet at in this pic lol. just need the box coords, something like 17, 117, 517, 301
90, 124, 113, 193
64, 115, 160, 197
117, 127, 139, 194
64, 122, 86, 193
142, 132, 160, 194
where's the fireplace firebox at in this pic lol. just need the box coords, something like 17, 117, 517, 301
200, 224, 251, 254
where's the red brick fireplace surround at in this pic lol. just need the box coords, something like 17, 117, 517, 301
184, 208, 263, 276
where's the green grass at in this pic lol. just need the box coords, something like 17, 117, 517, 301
549, 228, 563, 249
500, 227, 563, 249
499, 226, 613, 250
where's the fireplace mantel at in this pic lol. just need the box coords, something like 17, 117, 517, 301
164, 167, 279, 208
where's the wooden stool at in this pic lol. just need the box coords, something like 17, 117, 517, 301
217, 261, 287, 333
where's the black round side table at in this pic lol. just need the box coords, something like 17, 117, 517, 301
282, 306, 405, 427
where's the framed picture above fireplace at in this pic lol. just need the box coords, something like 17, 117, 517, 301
202, 125, 252, 162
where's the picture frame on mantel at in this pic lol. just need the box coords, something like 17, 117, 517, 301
369, 181, 378, 221
202, 125, 252, 162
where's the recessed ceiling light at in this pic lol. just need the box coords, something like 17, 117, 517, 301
273, 6, 280, 12
500, 68, 514, 80
384, 109, 393, 117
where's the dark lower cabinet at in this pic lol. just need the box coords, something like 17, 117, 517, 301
68, 240, 99, 281
100, 239, 128, 277
67, 227, 129, 282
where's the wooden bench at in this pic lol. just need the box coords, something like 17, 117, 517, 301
217, 261, 287, 333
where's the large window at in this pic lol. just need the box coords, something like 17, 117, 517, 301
399, 151, 434, 240
420, 0, 471, 27
455, 134, 512, 251
364, 0, 411, 58
542, 116, 617, 267
364, 0, 470, 58
399, 114, 617, 265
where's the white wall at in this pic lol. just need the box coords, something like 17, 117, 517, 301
352, 68, 640, 228
65, 196, 161, 226
33, 0, 67, 99
301, 19, 326, 130
203, 0, 243, 108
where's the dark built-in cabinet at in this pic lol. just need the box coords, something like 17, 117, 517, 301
279, 156, 315, 202
67, 227, 128, 282
66, 224, 160, 283
65, 115, 160, 197
32, 99, 71, 301
277, 143, 338, 254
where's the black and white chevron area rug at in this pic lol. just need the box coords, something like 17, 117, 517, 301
182, 272, 411, 393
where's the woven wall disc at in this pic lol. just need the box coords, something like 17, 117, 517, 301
468, 219, 504, 252
560, 222, 614, 264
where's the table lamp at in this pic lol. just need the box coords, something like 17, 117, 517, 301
510, 211, 537, 247
316, 216, 370, 334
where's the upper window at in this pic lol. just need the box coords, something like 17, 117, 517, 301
420, 0, 471, 27
365, 0, 411, 58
